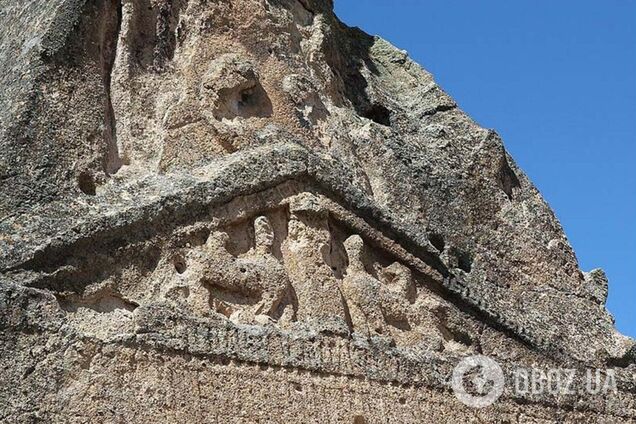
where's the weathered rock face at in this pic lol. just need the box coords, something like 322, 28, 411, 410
0, 0, 634, 422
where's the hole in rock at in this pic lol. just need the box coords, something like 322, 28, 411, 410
236, 83, 273, 118
453, 249, 473, 273
428, 232, 445, 252
363, 103, 392, 126
174, 256, 187, 274
77, 172, 97, 195
498, 156, 521, 200
215, 81, 273, 120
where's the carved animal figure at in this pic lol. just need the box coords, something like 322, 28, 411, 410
342, 235, 428, 340
199, 216, 290, 321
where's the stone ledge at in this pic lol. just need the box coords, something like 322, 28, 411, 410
1, 143, 629, 365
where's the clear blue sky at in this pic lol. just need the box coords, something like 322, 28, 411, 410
334, 0, 635, 338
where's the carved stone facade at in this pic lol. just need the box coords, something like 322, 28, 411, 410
45, 186, 492, 355
3, 157, 635, 420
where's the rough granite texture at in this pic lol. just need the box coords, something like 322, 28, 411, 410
0, 0, 634, 422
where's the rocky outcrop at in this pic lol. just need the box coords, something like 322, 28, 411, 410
1, 0, 634, 422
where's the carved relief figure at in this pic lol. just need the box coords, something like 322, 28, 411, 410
158, 52, 274, 171
378, 262, 417, 331
341, 235, 386, 338
196, 216, 291, 323
154, 193, 477, 352
340, 235, 420, 340
341, 234, 453, 350
281, 194, 350, 335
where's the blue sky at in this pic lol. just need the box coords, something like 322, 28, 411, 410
334, 0, 635, 337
